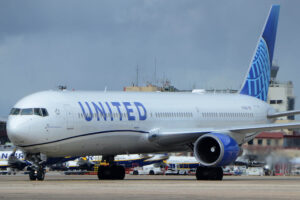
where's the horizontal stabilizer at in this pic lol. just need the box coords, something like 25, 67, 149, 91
267, 110, 300, 118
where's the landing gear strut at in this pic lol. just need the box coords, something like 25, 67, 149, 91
97, 155, 125, 180
196, 166, 223, 180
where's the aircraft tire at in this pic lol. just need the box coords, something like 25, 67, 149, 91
36, 169, 45, 181
114, 165, 125, 180
196, 167, 207, 180
196, 167, 223, 181
98, 166, 125, 180
98, 166, 110, 180
97, 166, 102, 180
29, 170, 37, 181
215, 167, 223, 180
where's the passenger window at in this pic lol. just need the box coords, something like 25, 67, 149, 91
41, 108, 49, 117
34, 108, 43, 116
21, 108, 33, 115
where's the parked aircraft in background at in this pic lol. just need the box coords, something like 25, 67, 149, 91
0, 150, 27, 171
66, 154, 168, 171
6, 5, 300, 181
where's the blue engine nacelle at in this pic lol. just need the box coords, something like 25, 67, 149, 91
193, 133, 240, 167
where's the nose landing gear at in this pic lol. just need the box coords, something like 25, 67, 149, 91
97, 155, 125, 180
29, 168, 45, 181
27, 154, 46, 181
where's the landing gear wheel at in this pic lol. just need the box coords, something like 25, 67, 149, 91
214, 167, 223, 180
97, 165, 125, 180
113, 165, 125, 180
196, 166, 223, 180
36, 169, 45, 181
29, 168, 45, 181
29, 170, 37, 181
98, 166, 110, 180
196, 167, 206, 180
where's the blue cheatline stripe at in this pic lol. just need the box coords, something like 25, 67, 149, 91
19, 130, 211, 149
19, 130, 150, 148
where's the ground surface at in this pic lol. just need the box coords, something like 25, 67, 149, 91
0, 173, 299, 200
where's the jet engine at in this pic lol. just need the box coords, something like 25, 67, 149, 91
194, 133, 240, 167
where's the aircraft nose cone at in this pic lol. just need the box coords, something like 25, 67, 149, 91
6, 117, 29, 145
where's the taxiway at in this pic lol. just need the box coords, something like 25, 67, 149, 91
0, 174, 299, 200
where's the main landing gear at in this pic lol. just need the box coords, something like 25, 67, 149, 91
196, 166, 223, 180
97, 155, 125, 180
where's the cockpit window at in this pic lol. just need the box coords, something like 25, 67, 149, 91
41, 108, 49, 117
34, 108, 43, 116
10, 107, 48, 117
21, 108, 33, 115
10, 108, 20, 115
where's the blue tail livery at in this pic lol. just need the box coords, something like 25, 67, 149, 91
240, 5, 280, 101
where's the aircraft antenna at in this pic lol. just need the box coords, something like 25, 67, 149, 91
58, 85, 67, 91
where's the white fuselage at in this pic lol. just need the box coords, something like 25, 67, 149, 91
7, 90, 274, 157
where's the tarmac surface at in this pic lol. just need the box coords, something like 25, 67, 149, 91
0, 173, 300, 200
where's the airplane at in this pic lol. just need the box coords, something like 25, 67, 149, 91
6, 5, 300, 181
0, 150, 28, 171
66, 154, 168, 171
0, 149, 75, 172
114, 154, 168, 168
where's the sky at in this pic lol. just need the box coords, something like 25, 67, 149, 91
0, 0, 300, 117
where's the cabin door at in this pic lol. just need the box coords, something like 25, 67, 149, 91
64, 104, 74, 130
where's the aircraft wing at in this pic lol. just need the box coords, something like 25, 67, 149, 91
229, 122, 300, 134
0, 161, 9, 169
267, 110, 300, 118
152, 122, 300, 145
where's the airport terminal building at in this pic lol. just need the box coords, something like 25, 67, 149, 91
0, 120, 7, 144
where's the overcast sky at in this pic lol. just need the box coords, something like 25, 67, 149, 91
0, 0, 299, 117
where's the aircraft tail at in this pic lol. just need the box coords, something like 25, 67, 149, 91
239, 5, 280, 101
